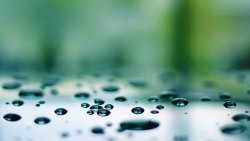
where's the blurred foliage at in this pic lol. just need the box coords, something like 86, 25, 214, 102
0, 0, 250, 74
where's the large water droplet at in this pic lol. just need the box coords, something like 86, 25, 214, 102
97, 109, 111, 117
3, 113, 21, 122
232, 114, 250, 122
171, 98, 189, 107
220, 124, 247, 135
2, 82, 21, 90
74, 92, 90, 99
12, 100, 24, 106
94, 99, 105, 105
81, 103, 90, 108
91, 127, 105, 134
34, 117, 51, 125
54, 108, 68, 115
223, 100, 236, 109
114, 96, 127, 102
102, 85, 119, 92
19, 89, 44, 100
104, 104, 114, 110
120, 120, 159, 130
131, 107, 144, 114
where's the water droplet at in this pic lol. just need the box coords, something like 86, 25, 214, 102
91, 127, 105, 134
102, 85, 119, 92
232, 114, 250, 122
114, 96, 127, 102
50, 88, 58, 96
35, 104, 40, 107
12, 100, 24, 106
34, 117, 51, 125
81, 103, 90, 108
87, 110, 94, 115
74, 92, 90, 99
120, 120, 159, 130
19, 89, 44, 100
54, 108, 68, 115
38, 100, 45, 104
131, 107, 144, 114
220, 124, 247, 135
223, 100, 236, 109
129, 78, 147, 87
200, 97, 211, 102
97, 109, 111, 117
94, 99, 105, 105
219, 93, 231, 101
150, 110, 159, 114
159, 90, 178, 101
2, 82, 21, 90
148, 96, 159, 102
90, 105, 103, 111
156, 105, 164, 110
104, 104, 114, 110
174, 135, 188, 141
3, 113, 21, 121
61, 132, 69, 138
172, 98, 189, 107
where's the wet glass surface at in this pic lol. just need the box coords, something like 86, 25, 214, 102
0, 70, 250, 141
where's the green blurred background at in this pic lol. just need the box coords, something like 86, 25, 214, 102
0, 0, 250, 74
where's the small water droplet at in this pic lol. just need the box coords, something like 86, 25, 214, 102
120, 120, 159, 130
87, 110, 94, 115
171, 98, 189, 107
104, 104, 114, 110
148, 96, 159, 102
131, 107, 144, 114
156, 105, 164, 110
114, 96, 127, 102
34, 117, 50, 125
94, 99, 105, 105
90, 105, 103, 111
97, 109, 111, 117
74, 92, 90, 99
150, 110, 159, 114
129, 78, 147, 87
35, 104, 40, 107
3, 113, 21, 121
92, 127, 105, 134
200, 97, 211, 102
54, 108, 68, 115
102, 85, 119, 92
174, 135, 188, 141
223, 100, 236, 109
12, 100, 24, 106
19, 89, 44, 100
2, 82, 21, 90
38, 100, 45, 104
50, 88, 58, 96
81, 103, 90, 108
220, 124, 247, 135
61, 132, 69, 138
232, 114, 250, 122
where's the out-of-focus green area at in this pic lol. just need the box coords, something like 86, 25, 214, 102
0, 0, 250, 74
